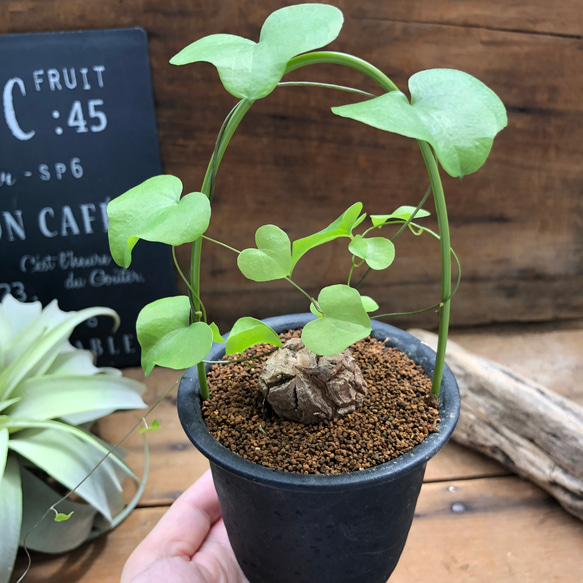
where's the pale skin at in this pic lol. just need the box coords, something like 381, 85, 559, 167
121, 470, 249, 583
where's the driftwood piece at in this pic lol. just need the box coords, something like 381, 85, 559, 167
409, 329, 583, 522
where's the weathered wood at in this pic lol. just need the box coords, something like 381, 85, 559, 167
11, 475, 583, 583
94, 367, 209, 506
392, 476, 583, 583
411, 329, 583, 522
350, 0, 583, 37
1, 1, 582, 329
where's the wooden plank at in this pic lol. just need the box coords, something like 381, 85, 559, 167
2, 2, 582, 328
94, 367, 209, 506
12, 475, 583, 583
391, 476, 583, 583
10, 506, 165, 583
349, 0, 583, 37
450, 321, 583, 404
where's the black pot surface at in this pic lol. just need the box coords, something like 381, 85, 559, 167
178, 313, 460, 583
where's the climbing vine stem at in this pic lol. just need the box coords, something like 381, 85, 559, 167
190, 51, 450, 396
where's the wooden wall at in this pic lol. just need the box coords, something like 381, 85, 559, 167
4, 1, 582, 331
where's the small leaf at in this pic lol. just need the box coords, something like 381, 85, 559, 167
136, 297, 214, 375
361, 296, 380, 313
237, 225, 292, 282
139, 418, 161, 434
54, 511, 75, 522
170, 4, 344, 100
225, 318, 282, 356
302, 285, 371, 355
349, 235, 395, 270
18, 465, 99, 553
332, 69, 507, 178
107, 175, 211, 268
9, 429, 123, 522
292, 203, 364, 268
371, 206, 430, 226
209, 322, 225, 343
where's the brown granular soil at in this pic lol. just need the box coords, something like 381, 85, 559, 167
202, 330, 440, 474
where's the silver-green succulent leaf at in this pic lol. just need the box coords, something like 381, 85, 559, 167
0, 295, 147, 583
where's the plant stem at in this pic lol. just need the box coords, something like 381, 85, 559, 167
202, 235, 241, 255
418, 142, 451, 395
285, 51, 399, 93
190, 51, 451, 398
191, 100, 254, 396
285, 277, 318, 308
355, 185, 432, 289
278, 81, 375, 98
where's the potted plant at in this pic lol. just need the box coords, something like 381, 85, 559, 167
0, 294, 147, 583
106, 4, 506, 582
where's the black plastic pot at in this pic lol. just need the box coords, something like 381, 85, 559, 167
178, 313, 460, 583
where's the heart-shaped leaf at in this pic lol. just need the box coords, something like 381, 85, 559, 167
225, 317, 282, 356
108, 175, 211, 268
302, 285, 371, 355
136, 296, 213, 375
237, 225, 293, 282
309, 294, 378, 316
292, 202, 365, 269
371, 206, 430, 226
170, 4, 344, 100
332, 69, 507, 178
349, 235, 395, 270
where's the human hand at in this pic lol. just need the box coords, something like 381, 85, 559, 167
121, 469, 249, 583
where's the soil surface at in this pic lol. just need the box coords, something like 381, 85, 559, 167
203, 330, 440, 474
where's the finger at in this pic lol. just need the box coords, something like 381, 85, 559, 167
131, 469, 222, 561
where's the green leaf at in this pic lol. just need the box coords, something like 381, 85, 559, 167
170, 4, 344, 99
54, 511, 74, 522
8, 376, 145, 422
302, 285, 371, 355
0, 304, 119, 402
361, 296, 380, 313
371, 206, 430, 226
0, 428, 8, 484
332, 69, 507, 178
18, 466, 98, 553
2, 418, 137, 483
9, 428, 126, 522
136, 297, 214, 375
349, 235, 395, 270
107, 175, 211, 268
225, 318, 282, 356
0, 456, 21, 583
0, 398, 20, 414
292, 203, 364, 268
139, 418, 161, 434
209, 322, 225, 343
237, 225, 292, 282
310, 294, 379, 316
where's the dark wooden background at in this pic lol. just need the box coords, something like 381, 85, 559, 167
4, 0, 582, 331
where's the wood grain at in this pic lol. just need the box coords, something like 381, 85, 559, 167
391, 476, 583, 583
412, 328, 583, 522
9, 320, 583, 582
1, 1, 581, 329
12, 475, 583, 583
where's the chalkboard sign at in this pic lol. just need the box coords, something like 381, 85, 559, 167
0, 28, 176, 367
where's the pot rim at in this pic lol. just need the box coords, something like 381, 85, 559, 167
178, 313, 460, 492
